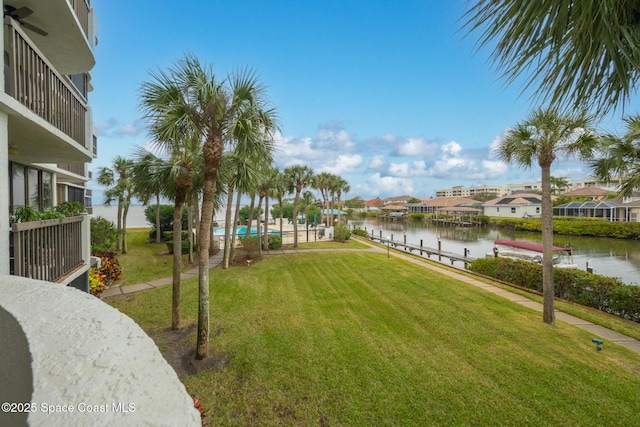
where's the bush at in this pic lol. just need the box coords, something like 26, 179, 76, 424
144, 205, 188, 238
468, 257, 638, 322
333, 223, 351, 242
89, 268, 106, 297
239, 236, 260, 258
91, 217, 118, 253
268, 234, 283, 249
166, 240, 193, 255
92, 252, 122, 283
409, 213, 425, 221
352, 228, 370, 238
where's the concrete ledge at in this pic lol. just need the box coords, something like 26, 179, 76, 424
0, 276, 200, 426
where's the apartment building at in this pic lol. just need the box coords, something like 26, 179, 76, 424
1, 0, 97, 291
434, 185, 509, 199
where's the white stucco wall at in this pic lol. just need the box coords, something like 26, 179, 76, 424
0, 276, 201, 427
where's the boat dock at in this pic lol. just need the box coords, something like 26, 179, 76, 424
368, 235, 476, 267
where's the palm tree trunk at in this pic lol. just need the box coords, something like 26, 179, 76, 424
541, 163, 555, 325
122, 199, 130, 254
197, 137, 224, 360
230, 189, 242, 263
172, 195, 186, 330
292, 190, 300, 247
188, 200, 194, 264
116, 201, 123, 251
279, 198, 284, 237
245, 194, 256, 238
257, 195, 264, 257
263, 194, 269, 251
222, 183, 235, 269
155, 194, 161, 244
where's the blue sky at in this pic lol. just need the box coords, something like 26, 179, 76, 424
89, 0, 639, 202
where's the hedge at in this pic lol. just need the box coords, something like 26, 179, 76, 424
468, 257, 640, 323
492, 217, 640, 239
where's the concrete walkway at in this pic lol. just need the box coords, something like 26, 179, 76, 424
102, 241, 640, 355
101, 251, 224, 298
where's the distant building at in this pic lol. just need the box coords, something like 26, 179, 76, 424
435, 185, 507, 198
483, 193, 542, 218
562, 187, 610, 201
364, 197, 385, 212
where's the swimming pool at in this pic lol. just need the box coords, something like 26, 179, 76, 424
213, 226, 287, 236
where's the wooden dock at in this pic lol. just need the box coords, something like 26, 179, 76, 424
369, 235, 476, 267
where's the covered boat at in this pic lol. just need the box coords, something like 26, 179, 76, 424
486, 239, 578, 269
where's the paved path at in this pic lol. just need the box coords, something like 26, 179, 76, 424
102, 241, 640, 355
101, 251, 224, 298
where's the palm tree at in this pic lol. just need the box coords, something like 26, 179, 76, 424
139, 53, 278, 360
130, 145, 199, 330
132, 151, 165, 243
96, 156, 134, 253
463, 1, 640, 116
497, 107, 599, 325
550, 176, 569, 196
591, 115, 640, 197
313, 172, 333, 226
258, 166, 278, 251
335, 177, 350, 224
269, 170, 287, 236
284, 165, 314, 247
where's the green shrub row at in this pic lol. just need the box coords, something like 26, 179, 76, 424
468, 258, 640, 322
351, 228, 369, 238
493, 217, 640, 239
166, 240, 194, 255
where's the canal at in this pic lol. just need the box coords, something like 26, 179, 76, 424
350, 219, 640, 286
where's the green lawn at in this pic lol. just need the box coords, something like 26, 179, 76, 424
115, 228, 191, 285
108, 251, 640, 426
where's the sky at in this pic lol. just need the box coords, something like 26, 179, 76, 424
89, 0, 640, 204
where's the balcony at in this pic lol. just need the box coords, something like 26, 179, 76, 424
4, 18, 91, 162
11, 215, 88, 283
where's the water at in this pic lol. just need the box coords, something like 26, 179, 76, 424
351, 218, 640, 286
91, 205, 149, 228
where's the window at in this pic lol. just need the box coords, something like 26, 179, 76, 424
511, 207, 516, 214
10, 162, 54, 211
11, 163, 25, 210
536, 207, 540, 214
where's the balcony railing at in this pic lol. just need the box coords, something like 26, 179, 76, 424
68, 0, 91, 38
5, 19, 88, 148
11, 215, 86, 283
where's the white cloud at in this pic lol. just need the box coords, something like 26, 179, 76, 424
368, 155, 387, 170
321, 154, 363, 174
395, 138, 439, 156
441, 140, 462, 157
357, 173, 414, 197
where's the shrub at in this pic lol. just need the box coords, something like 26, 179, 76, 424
91, 217, 118, 253
166, 240, 193, 255
144, 205, 188, 238
333, 223, 351, 242
55, 201, 85, 216
268, 234, 283, 249
93, 252, 122, 283
468, 257, 637, 322
409, 213, 425, 221
352, 228, 370, 238
239, 236, 260, 258
89, 268, 106, 297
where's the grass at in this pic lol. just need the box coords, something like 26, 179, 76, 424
115, 228, 191, 285
108, 250, 640, 426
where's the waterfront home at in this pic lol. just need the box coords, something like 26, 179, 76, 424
561, 186, 611, 201
482, 193, 542, 218
364, 197, 385, 212
406, 197, 478, 215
